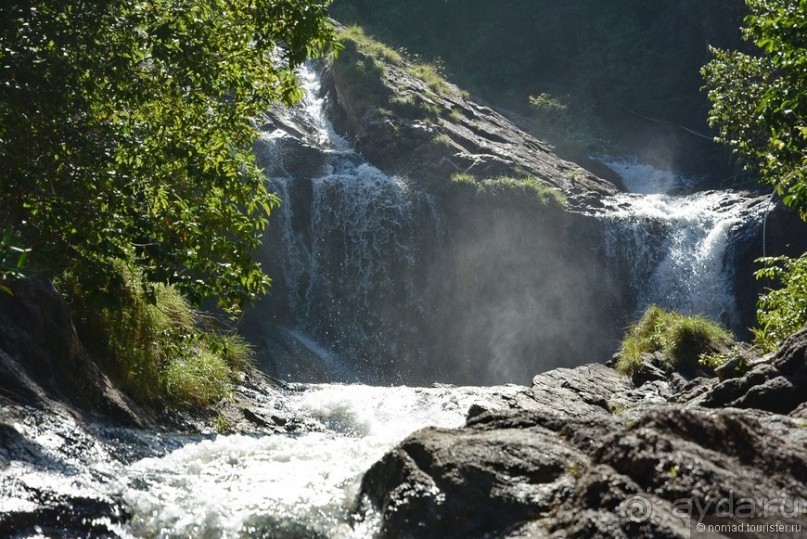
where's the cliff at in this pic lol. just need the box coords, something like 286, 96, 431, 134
326, 26, 618, 201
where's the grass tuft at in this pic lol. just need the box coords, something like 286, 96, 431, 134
337, 25, 456, 99
450, 174, 566, 208
62, 260, 252, 410
339, 25, 403, 65
164, 350, 231, 408
616, 305, 734, 376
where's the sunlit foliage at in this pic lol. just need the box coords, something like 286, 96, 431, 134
702, 0, 807, 218
0, 0, 336, 311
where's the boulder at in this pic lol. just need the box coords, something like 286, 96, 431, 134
354, 361, 807, 538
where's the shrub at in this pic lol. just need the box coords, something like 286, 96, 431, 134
61, 260, 251, 409
529, 92, 568, 114
450, 174, 566, 209
616, 305, 734, 376
753, 254, 807, 352
0, 229, 29, 294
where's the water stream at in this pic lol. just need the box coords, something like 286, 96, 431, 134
253, 64, 442, 380
0, 65, 771, 537
111, 384, 519, 538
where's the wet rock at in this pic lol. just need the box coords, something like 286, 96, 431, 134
0, 495, 127, 539
243, 408, 273, 428
713, 348, 755, 381
358, 425, 585, 538
355, 360, 807, 538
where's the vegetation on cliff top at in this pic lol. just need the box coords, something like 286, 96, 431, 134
335, 25, 461, 120
450, 173, 567, 209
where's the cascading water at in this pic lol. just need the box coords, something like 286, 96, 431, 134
592, 157, 766, 328
0, 384, 518, 538
252, 64, 443, 382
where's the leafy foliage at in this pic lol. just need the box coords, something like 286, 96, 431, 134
0, 229, 30, 293
0, 0, 336, 312
529, 93, 568, 115
617, 305, 734, 376
702, 0, 807, 218
753, 254, 807, 351
702, 0, 807, 352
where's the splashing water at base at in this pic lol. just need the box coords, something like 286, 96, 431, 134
110, 383, 520, 538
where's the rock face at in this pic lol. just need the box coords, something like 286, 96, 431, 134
327, 33, 618, 201
355, 339, 807, 538
698, 326, 807, 415
0, 280, 148, 427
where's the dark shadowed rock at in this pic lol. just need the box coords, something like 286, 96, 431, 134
358, 425, 584, 538
697, 325, 807, 414
0, 280, 149, 427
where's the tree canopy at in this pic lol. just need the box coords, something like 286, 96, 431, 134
702, 0, 807, 218
0, 0, 336, 310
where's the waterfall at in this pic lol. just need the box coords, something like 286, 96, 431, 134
592, 157, 766, 327
250, 67, 767, 380
251, 64, 443, 381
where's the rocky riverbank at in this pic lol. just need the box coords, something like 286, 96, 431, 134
1, 278, 806, 537
0, 281, 314, 537
355, 328, 807, 538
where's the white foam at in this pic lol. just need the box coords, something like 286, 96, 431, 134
592, 165, 763, 325
112, 383, 520, 538
598, 155, 695, 194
